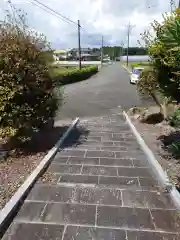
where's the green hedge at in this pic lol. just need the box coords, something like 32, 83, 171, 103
51, 66, 98, 85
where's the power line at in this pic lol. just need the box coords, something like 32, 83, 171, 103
26, 0, 103, 58
26, 0, 73, 25
27, 0, 104, 48
28, 0, 78, 26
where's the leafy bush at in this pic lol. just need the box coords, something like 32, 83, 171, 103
141, 9, 180, 103
50, 66, 98, 85
137, 68, 170, 119
0, 4, 62, 139
169, 109, 180, 127
168, 140, 180, 157
137, 68, 159, 100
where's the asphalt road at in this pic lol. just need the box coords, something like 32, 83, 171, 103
56, 63, 152, 120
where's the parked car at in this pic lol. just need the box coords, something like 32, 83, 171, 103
130, 67, 144, 84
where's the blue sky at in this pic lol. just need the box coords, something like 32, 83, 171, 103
0, 0, 178, 49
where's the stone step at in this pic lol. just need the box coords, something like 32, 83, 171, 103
3, 223, 179, 240
14, 201, 179, 234
25, 184, 175, 210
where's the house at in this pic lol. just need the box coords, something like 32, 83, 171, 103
53, 49, 71, 60
69, 48, 101, 61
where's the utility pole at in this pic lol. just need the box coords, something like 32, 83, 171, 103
179, 0, 180, 8
126, 22, 134, 67
78, 20, 81, 70
101, 36, 103, 67
126, 22, 130, 67
120, 42, 124, 61
170, 0, 173, 11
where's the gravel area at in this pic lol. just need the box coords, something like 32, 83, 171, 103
131, 117, 180, 190
0, 124, 69, 210
0, 151, 46, 210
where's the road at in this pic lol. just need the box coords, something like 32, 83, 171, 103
57, 63, 152, 120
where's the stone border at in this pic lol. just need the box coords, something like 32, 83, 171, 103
120, 64, 131, 73
123, 111, 180, 209
0, 117, 80, 230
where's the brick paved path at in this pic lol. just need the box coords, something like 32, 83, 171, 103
2, 114, 180, 239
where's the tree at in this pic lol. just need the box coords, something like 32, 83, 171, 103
139, 9, 180, 112
137, 68, 170, 119
0, 2, 61, 140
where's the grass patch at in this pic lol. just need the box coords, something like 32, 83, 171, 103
130, 61, 150, 69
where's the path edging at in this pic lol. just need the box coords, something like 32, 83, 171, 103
121, 64, 131, 73
123, 111, 180, 209
0, 117, 80, 231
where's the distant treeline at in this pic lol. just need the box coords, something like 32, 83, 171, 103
99, 46, 148, 59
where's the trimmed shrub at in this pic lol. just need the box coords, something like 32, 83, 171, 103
50, 66, 98, 85
0, 4, 62, 139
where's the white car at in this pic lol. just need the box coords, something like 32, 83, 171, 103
130, 67, 144, 84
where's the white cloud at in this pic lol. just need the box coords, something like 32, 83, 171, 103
0, 0, 178, 48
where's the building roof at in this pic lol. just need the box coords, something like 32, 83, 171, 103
54, 49, 67, 54
81, 53, 91, 57
70, 48, 91, 52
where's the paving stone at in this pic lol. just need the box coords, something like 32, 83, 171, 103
122, 190, 175, 209
99, 141, 114, 146
127, 231, 179, 240
151, 209, 180, 232
82, 166, 117, 176
99, 176, 139, 188
2, 223, 64, 240
63, 226, 126, 240
112, 133, 134, 138
86, 136, 102, 142
74, 187, 122, 206
49, 164, 82, 174
102, 135, 135, 142
68, 157, 99, 165
118, 167, 152, 178
113, 141, 140, 147
115, 151, 145, 159
97, 206, 154, 230
139, 177, 159, 188
42, 203, 96, 225
100, 146, 131, 151
58, 174, 98, 184
86, 150, 115, 158
73, 145, 101, 150
132, 159, 149, 167
52, 156, 69, 164
59, 150, 86, 157
27, 185, 76, 203
15, 202, 46, 222
102, 126, 130, 132
100, 158, 133, 167
89, 132, 112, 137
